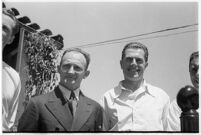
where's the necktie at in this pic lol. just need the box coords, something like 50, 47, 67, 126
68, 91, 77, 116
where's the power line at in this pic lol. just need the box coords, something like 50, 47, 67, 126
78, 29, 198, 49
75, 23, 198, 48
80, 29, 198, 48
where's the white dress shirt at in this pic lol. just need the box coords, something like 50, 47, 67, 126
2, 62, 21, 131
101, 80, 170, 131
59, 85, 80, 101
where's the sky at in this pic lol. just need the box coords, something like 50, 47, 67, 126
4, 2, 198, 104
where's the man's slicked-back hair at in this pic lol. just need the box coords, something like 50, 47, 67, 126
3, 8, 19, 36
61, 48, 91, 70
121, 42, 149, 62
189, 51, 199, 65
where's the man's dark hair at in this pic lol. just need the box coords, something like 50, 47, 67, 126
61, 48, 91, 70
3, 8, 19, 35
189, 51, 199, 65
121, 42, 149, 62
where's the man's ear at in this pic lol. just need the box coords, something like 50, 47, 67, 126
120, 60, 123, 69
83, 70, 90, 79
7, 35, 15, 44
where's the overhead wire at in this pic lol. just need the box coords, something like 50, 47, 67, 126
79, 29, 198, 49
74, 23, 198, 49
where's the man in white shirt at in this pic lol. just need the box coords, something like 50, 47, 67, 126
2, 8, 21, 131
167, 51, 199, 131
101, 42, 170, 131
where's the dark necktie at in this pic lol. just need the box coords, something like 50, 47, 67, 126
68, 91, 77, 116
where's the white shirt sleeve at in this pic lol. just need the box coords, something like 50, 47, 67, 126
2, 64, 21, 131
162, 96, 171, 131
166, 99, 181, 131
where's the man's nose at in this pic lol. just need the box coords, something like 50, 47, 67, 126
131, 58, 137, 65
67, 66, 75, 74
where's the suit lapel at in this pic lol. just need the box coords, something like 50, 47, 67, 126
71, 92, 93, 131
45, 87, 73, 131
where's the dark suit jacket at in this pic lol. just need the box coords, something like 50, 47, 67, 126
17, 87, 103, 132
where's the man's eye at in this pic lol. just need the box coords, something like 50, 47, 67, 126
125, 57, 133, 62
62, 65, 70, 70
74, 66, 82, 71
191, 65, 198, 73
136, 59, 143, 64
3, 25, 9, 32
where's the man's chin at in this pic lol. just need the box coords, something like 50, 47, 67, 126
126, 76, 142, 82
192, 79, 199, 89
62, 84, 78, 91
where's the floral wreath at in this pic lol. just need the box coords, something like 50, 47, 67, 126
23, 30, 62, 105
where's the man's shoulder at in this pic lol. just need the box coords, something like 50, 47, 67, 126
100, 85, 121, 105
103, 85, 120, 97
146, 83, 169, 99
82, 95, 101, 108
170, 98, 181, 114
29, 90, 55, 105
171, 99, 180, 110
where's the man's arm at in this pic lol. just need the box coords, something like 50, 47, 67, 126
2, 71, 21, 131
166, 99, 181, 131
9, 78, 21, 131
17, 98, 39, 131
100, 96, 111, 131
162, 96, 171, 131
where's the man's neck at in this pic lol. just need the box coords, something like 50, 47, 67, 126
122, 79, 143, 92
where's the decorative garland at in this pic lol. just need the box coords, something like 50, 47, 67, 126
23, 30, 61, 103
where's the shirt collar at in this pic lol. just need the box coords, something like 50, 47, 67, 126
59, 84, 80, 101
113, 80, 154, 99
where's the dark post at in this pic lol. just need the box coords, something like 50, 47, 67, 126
177, 85, 199, 132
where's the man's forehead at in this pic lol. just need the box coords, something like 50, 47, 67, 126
124, 48, 145, 55
62, 51, 87, 64
3, 13, 15, 27
126, 47, 144, 52
64, 51, 84, 57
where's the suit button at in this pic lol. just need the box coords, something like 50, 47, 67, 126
55, 127, 60, 131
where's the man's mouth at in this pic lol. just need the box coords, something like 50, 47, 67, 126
194, 78, 199, 84
64, 76, 76, 83
128, 68, 140, 77
133, 72, 139, 78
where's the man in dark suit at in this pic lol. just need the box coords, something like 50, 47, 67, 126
18, 48, 103, 132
